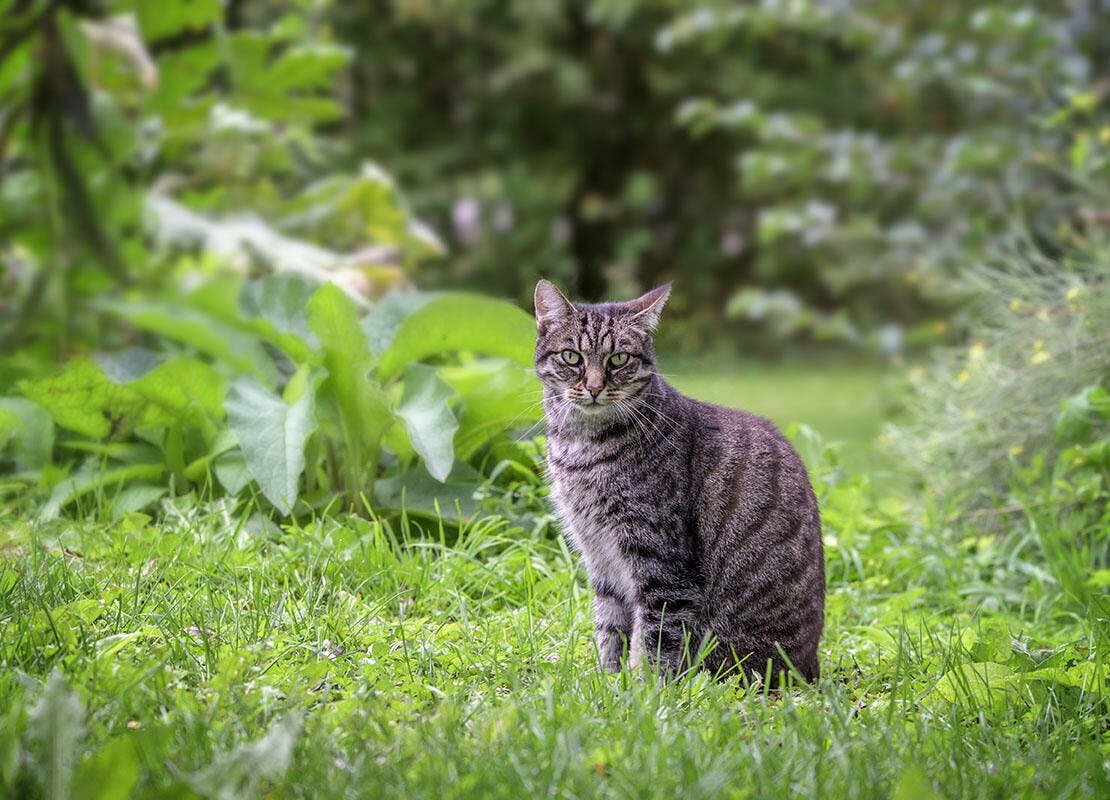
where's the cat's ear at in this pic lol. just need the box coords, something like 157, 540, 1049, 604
626, 283, 671, 331
534, 279, 576, 330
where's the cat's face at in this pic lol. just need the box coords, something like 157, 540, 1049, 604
534, 280, 670, 419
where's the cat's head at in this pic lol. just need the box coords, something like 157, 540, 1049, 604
534, 279, 670, 418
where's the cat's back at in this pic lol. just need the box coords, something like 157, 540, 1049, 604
680, 394, 817, 516
679, 392, 824, 679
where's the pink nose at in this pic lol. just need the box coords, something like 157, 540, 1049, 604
587, 386, 602, 398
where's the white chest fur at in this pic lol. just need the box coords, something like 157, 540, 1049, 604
550, 477, 638, 603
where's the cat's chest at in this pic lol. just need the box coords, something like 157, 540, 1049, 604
554, 492, 638, 599
548, 458, 639, 599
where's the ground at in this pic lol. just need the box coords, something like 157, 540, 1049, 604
1, 362, 1106, 799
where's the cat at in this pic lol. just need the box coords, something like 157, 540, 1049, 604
534, 279, 824, 681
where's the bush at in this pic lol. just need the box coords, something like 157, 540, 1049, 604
887, 241, 1108, 516
1, 277, 542, 521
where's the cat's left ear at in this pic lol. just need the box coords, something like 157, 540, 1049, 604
535, 279, 576, 332
626, 283, 671, 331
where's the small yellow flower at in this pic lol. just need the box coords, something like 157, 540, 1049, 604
904, 269, 919, 284
968, 342, 986, 361
957, 369, 971, 384
1031, 350, 1051, 365
1065, 286, 1081, 302
1035, 308, 1050, 322
1099, 126, 1110, 145
1009, 445, 1024, 457
1009, 298, 1024, 313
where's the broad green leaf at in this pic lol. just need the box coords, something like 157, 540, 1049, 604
238, 276, 318, 359
225, 377, 317, 515
23, 357, 225, 439
181, 272, 314, 360
0, 397, 54, 469
129, 359, 226, 429
395, 365, 459, 482
143, 41, 220, 114
266, 44, 351, 93
98, 299, 278, 385
214, 451, 253, 496
961, 618, 1012, 664
71, 736, 141, 800
376, 293, 536, 381
186, 716, 301, 800
1016, 663, 1109, 696
23, 359, 141, 439
41, 461, 166, 521
931, 662, 1019, 711
223, 32, 346, 124
361, 291, 435, 355
27, 670, 85, 800
308, 282, 393, 463
374, 463, 483, 522
94, 347, 163, 383
109, 485, 168, 521
1089, 385, 1110, 418
439, 360, 542, 459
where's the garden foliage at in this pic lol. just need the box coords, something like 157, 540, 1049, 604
334, 0, 1106, 346
0, 1, 544, 517
0, 4, 1107, 796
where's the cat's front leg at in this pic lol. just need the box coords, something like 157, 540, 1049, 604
591, 580, 633, 672
634, 575, 703, 675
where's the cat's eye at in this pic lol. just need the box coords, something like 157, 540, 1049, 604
609, 352, 630, 367
561, 350, 582, 365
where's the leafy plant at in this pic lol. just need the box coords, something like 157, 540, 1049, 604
11, 276, 541, 520
886, 241, 1109, 516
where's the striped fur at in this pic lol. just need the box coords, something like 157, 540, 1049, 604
535, 280, 825, 681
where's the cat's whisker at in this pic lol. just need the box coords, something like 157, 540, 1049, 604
617, 398, 680, 458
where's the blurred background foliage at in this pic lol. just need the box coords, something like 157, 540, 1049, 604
3, 0, 1108, 366
332, 0, 1108, 349
0, 0, 1107, 521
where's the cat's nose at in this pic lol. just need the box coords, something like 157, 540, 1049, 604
587, 386, 602, 398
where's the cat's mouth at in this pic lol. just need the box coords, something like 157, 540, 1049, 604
572, 397, 617, 414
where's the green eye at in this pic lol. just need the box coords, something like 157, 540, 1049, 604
561, 350, 581, 365
609, 352, 630, 367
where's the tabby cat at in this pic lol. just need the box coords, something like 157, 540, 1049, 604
534, 279, 824, 681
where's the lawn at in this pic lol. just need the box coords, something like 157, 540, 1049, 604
0, 362, 1106, 799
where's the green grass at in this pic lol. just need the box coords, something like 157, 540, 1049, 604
1, 364, 1107, 800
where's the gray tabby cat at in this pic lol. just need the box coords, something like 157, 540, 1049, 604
535, 279, 824, 681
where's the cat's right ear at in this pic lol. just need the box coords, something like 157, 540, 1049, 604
534, 279, 575, 332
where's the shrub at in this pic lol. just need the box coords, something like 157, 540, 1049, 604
2, 277, 542, 521
887, 242, 1108, 516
